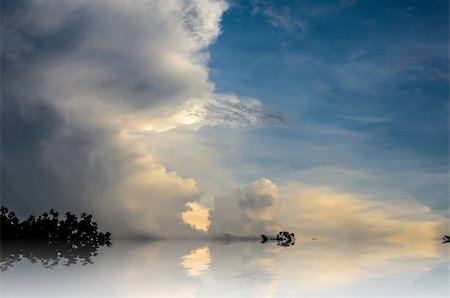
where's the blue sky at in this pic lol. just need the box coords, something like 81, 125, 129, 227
201, 0, 449, 209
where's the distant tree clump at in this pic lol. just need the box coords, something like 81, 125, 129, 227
261, 231, 296, 246
0, 206, 111, 245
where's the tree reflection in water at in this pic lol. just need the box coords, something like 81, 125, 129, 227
0, 206, 112, 272
0, 239, 111, 271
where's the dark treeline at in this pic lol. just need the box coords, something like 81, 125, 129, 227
261, 231, 296, 246
1, 206, 111, 244
0, 206, 112, 271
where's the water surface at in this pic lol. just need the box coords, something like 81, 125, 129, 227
1, 239, 448, 297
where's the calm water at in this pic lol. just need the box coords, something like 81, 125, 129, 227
1, 239, 448, 297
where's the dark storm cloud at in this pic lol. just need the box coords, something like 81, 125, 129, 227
1, 1, 109, 216
1, 0, 287, 238
1, 0, 216, 113
0, 0, 230, 237
0, 87, 112, 218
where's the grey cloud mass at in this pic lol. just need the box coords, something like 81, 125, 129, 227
1, 0, 228, 237
1, 0, 285, 237
209, 179, 283, 236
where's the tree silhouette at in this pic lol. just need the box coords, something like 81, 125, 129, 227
261, 231, 295, 246
0, 206, 111, 271
1, 206, 111, 244
443, 235, 450, 244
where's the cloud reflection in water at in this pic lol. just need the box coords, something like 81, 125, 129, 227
181, 245, 211, 277
0, 239, 448, 297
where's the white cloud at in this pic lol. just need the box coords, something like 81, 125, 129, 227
10, 0, 282, 135
208, 178, 283, 236
3, 0, 258, 237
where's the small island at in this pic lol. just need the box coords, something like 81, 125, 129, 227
261, 231, 296, 246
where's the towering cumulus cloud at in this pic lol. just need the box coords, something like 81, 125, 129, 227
209, 179, 283, 236
1, 0, 231, 237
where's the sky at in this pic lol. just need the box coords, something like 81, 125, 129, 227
1, 0, 448, 240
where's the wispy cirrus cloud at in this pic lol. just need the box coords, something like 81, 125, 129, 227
250, 0, 309, 32
141, 93, 286, 132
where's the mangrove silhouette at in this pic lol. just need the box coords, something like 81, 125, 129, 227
0, 206, 111, 271
261, 231, 295, 246
443, 235, 450, 244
